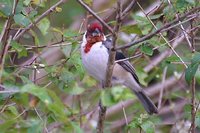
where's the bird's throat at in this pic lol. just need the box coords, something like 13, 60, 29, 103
84, 43, 93, 53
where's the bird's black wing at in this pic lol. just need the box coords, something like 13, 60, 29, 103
102, 39, 140, 84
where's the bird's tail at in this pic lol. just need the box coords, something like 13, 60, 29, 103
134, 90, 158, 114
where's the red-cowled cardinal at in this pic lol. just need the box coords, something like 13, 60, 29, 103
81, 22, 158, 114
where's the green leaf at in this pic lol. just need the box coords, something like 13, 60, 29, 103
11, 41, 28, 58
7, 106, 19, 116
141, 120, 155, 133
0, 120, 16, 133
111, 86, 124, 101
71, 122, 84, 133
20, 84, 52, 105
149, 13, 163, 20
27, 119, 42, 133
83, 0, 93, 6
140, 45, 153, 56
163, 6, 175, 21
196, 115, 200, 128
29, 30, 40, 46
14, 14, 31, 27
148, 37, 162, 46
133, 15, 152, 35
63, 30, 80, 38
101, 89, 115, 106
185, 0, 195, 4
37, 17, 50, 35
23, 0, 31, 6
121, 25, 142, 35
51, 27, 63, 35
165, 55, 181, 64
61, 44, 72, 58
0, 4, 12, 16
185, 63, 199, 83
191, 52, 200, 65
64, 83, 85, 95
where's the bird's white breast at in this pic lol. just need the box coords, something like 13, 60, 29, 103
81, 42, 109, 82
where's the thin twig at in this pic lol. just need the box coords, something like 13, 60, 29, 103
14, 109, 28, 119
167, 0, 193, 50
121, 0, 136, 20
115, 6, 200, 50
190, 78, 196, 133
34, 107, 49, 133
0, 35, 12, 83
121, 101, 130, 133
77, 0, 113, 34
0, 103, 16, 113
158, 67, 168, 110
13, 0, 67, 40
137, 2, 188, 68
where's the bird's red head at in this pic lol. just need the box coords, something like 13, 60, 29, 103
87, 22, 103, 34
84, 22, 104, 53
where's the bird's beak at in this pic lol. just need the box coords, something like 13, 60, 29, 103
92, 28, 101, 37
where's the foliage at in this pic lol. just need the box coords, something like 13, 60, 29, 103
0, 0, 199, 132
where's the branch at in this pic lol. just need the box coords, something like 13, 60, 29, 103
0, 35, 12, 83
115, 6, 200, 50
121, 0, 136, 20
97, 1, 122, 132
0, 0, 18, 43
137, 2, 188, 68
77, 0, 113, 34
13, 0, 67, 40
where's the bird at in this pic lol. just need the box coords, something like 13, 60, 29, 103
81, 22, 158, 114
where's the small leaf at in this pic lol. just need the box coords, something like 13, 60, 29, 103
196, 115, 200, 128
185, 0, 195, 4
141, 120, 155, 133
21, 84, 52, 105
140, 45, 153, 56
51, 27, 63, 35
27, 119, 42, 133
11, 41, 28, 58
61, 43, 72, 58
191, 52, 200, 65
55, 7, 62, 12
7, 106, 18, 116
83, 0, 93, 6
65, 83, 85, 95
121, 25, 142, 35
101, 89, 115, 106
185, 63, 199, 83
37, 17, 50, 35
63, 30, 80, 38
23, 0, 31, 6
165, 55, 181, 64
149, 13, 163, 20
14, 14, 31, 27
